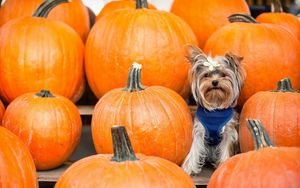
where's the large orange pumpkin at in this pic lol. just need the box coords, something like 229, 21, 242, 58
239, 78, 300, 152
0, 0, 85, 103
85, 0, 197, 99
170, 0, 250, 48
91, 63, 193, 165
0, 126, 37, 188
56, 126, 195, 188
256, 0, 300, 41
96, 0, 156, 20
2, 90, 82, 170
0, 99, 4, 122
204, 14, 300, 108
208, 119, 300, 188
0, 0, 90, 41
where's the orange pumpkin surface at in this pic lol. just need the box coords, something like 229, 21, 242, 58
56, 126, 195, 188
85, 0, 197, 99
171, 0, 250, 48
0, 126, 37, 188
0, 99, 4, 122
2, 90, 82, 170
204, 14, 300, 108
91, 63, 193, 165
239, 78, 300, 152
208, 120, 300, 188
256, 0, 300, 41
0, 0, 85, 103
96, 0, 156, 20
0, 0, 90, 41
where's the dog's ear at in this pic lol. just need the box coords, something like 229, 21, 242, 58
185, 44, 207, 65
224, 52, 243, 69
225, 52, 246, 89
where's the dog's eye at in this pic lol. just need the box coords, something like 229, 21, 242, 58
221, 73, 226, 77
204, 73, 209, 77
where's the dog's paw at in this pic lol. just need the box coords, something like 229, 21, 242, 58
181, 159, 203, 175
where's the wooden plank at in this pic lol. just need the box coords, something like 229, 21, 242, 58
38, 162, 72, 182
37, 162, 214, 185
192, 166, 215, 185
78, 105, 94, 115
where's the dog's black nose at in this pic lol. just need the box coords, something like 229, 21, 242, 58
212, 80, 218, 86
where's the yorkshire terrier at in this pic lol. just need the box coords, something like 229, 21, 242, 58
181, 45, 246, 175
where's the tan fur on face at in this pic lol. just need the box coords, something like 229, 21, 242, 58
187, 45, 245, 110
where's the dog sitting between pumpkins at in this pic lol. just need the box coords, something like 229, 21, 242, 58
182, 45, 246, 175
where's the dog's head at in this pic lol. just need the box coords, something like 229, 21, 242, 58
186, 45, 246, 110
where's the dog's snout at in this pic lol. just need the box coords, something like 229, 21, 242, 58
212, 80, 218, 86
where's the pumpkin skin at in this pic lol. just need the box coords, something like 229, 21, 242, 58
0, 2, 84, 103
208, 120, 300, 188
0, 99, 5, 122
96, 0, 156, 20
170, 0, 250, 48
0, 0, 90, 41
85, 0, 198, 99
55, 126, 195, 188
256, 0, 300, 41
239, 79, 300, 152
2, 90, 82, 170
0, 126, 37, 188
91, 63, 193, 165
204, 14, 300, 108
208, 147, 300, 188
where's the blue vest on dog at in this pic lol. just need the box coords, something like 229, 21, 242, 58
196, 106, 234, 146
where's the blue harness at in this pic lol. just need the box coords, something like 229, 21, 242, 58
196, 106, 234, 146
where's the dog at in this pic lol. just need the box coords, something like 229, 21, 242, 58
181, 45, 246, 175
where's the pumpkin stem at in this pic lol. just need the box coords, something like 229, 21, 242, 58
136, 0, 148, 9
228, 14, 258, 24
274, 78, 298, 92
123, 62, 145, 92
111, 126, 139, 162
247, 119, 275, 150
36, 89, 55, 98
0, 0, 2, 6
32, 0, 70, 18
271, 0, 283, 13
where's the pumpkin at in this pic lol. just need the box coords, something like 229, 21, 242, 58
239, 78, 300, 152
55, 126, 195, 188
96, 0, 156, 20
0, 99, 4, 122
204, 14, 300, 108
0, 0, 85, 103
256, 0, 300, 41
0, 126, 37, 188
85, 0, 197, 99
208, 119, 300, 188
0, 0, 89, 41
91, 63, 193, 165
2, 90, 82, 170
170, 0, 250, 48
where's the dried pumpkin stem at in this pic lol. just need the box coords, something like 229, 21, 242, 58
136, 0, 148, 9
274, 78, 298, 92
123, 62, 145, 92
247, 119, 275, 150
271, 0, 283, 13
32, 0, 70, 18
111, 126, 138, 162
228, 14, 258, 23
36, 89, 55, 98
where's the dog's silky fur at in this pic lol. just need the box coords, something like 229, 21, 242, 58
182, 45, 246, 175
